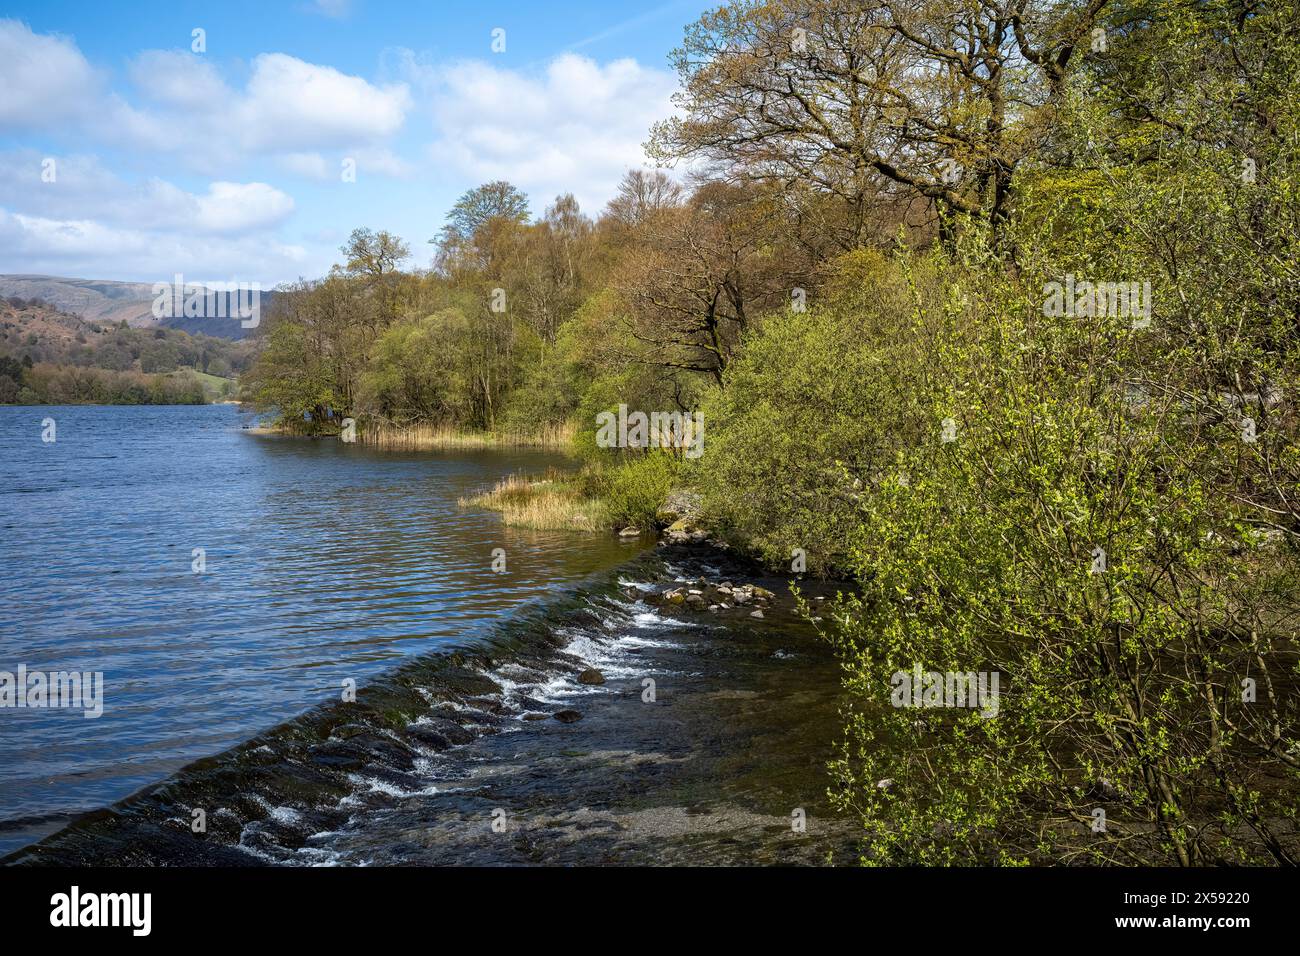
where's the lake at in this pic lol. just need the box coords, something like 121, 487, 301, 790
0, 404, 641, 856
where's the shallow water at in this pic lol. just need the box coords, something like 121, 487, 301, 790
0, 404, 643, 855
6, 546, 854, 866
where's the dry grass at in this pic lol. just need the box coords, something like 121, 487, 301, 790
361, 421, 576, 450
459, 471, 610, 532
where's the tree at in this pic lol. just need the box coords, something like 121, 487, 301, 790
603, 169, 685, 227
339, 228, 411, 280
433, 181, 532, 274
615, 181, 799, 385
338, 228, 412, 325
650, 0, 1113, 242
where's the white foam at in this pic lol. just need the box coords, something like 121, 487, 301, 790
344, 774, 442, 799
268, 805, 302, 825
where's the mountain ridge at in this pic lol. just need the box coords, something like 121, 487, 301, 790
0, 274, 268, 341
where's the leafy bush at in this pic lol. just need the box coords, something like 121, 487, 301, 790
695, 248, 944, 574
603, 453, 680, 529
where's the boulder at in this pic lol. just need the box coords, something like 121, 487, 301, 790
577, 668, 605, 685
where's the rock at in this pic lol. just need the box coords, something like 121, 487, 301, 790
406, 726, 452, 750
661, 513, 711, 545
552, 709, 583, 723
658, 489, 702, 523
688, 588, 703, 595
752, 585, 776, 601
876, 778, 894, 791
464, 696, 512, 716
685, 593, 706, 606
664, 589, 685, 605
708, 604, 720, 612
577, 668, 605, 685
522, 712, 550, 721
411, 717, 474, 745
749, 609, 765, 619
618, 526, 641, 537
731, 587, 753, 606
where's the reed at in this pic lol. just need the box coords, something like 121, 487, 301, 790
459, 470, 610, 531
360, 421, 576, 450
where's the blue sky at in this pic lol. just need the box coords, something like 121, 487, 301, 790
0, 0, 711, 285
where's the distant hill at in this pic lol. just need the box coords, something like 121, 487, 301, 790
0, 295, 95, 350
0, 296, 256, 398
0, 275, 272, 341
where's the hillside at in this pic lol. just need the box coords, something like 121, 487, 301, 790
0, 297, 254, 403
0, 275, 270, 341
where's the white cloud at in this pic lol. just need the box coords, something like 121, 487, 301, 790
128, 50, 231, 109
236, 53, 410, 151
0, 207, 309, 284
0, 20, 102, 130
404, 52, 677, 214
116, 51, 411, 161
0, 151, 295, 235
194, 182, 296, 232
0, 150, 303, 283
0, 24, 415, 171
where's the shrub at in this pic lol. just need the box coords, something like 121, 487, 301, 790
603, 453, 680, 529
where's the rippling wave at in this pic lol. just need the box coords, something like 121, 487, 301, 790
3, 549, 691, 866
0, 405, 643, 855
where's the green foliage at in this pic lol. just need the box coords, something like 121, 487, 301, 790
242, 319, 344, 430
696, 248, 935, 573
603, 453, 681, 529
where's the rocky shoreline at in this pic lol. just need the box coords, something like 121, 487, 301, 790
7, 544, 856, 866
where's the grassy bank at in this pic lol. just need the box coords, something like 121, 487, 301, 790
360, 421, 575, 450
461, 454, 687, 534
458, 470, 610, 531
